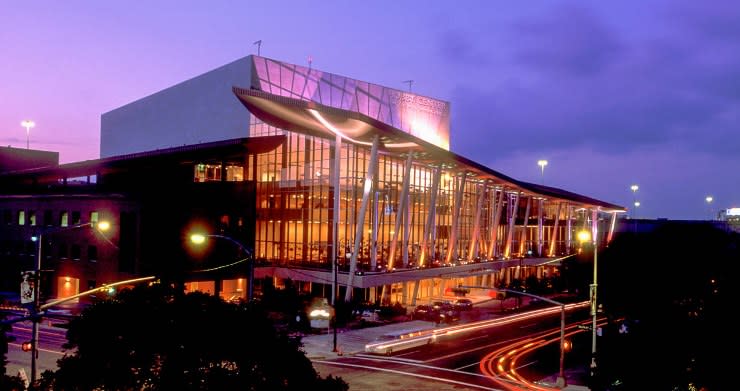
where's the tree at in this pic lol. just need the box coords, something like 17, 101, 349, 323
37, 284, 347, 391
0, 312, 25, 391
597, 222, 739, 390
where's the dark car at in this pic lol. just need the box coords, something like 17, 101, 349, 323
411, 304, 438, 321
453, 298, 473, 311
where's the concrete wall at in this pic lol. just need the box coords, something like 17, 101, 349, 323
100, 56, 253, 157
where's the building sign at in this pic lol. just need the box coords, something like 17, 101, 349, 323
20, 271, 35, 304
251, 56, 451, 150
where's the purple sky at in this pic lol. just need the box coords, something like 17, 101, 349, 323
2, 1, 738, 220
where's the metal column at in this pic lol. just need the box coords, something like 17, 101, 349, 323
548, 203, 563, 256
468, 183, 486, 261
446, 172, 467, 265
518, 196, 532, 257
345, 136, 379, 302
419, 168, 442, 267
487, 188, 505, 259
331, 133, 341, 305
503, 192, 520, 258
387, 153, 413, 270
537, 198, 544, 257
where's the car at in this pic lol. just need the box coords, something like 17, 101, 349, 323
453, 298, 473, 311
411, 304, 438, 321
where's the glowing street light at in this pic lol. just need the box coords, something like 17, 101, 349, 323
189, 233, 254, 301
21, 120, 35, 149
537, 160, 548, 185
629, 185, 639, 219
706, 196, 714, 220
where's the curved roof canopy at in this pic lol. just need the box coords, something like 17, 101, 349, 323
234, 87, 625, 213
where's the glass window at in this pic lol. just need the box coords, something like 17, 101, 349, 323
87, 245, 98, 262
90, 211, 99, 223
72, 211, 81, 225
58, 243, 68, 259
18, 210, 25, 225
29, 211, 36, 226
71, 244, 81, 260
60, 211, 69, 227
44, 210, 53, 226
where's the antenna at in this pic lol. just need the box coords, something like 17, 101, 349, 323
402, 80, 414, 92
307, 55, 313, 70
253, 40, 262, 56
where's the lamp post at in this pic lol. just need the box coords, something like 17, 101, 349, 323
537, 160, 548, 185
706, 196, 713, 220
577, 229, 598, 380
630, 185, 638, 218
29, 221, 110, 385
21, 120, 35, 149
189, 233, 254, 301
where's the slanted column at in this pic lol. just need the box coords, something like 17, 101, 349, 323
419, 168, 442, 267
503, 192, 520, 258
388, 153, 413, 270
403, 193, 411, 267
548, 202, 563, 256
565, 205, 573, 252
488, 188, 505, 259
468, 183, 486, 261
446, 172, 467, 265
607, 211, 617, 244
537, 198, 544, 256
371, 191, 379, 270
518, 196, 532, 256
345, 136, 380, 302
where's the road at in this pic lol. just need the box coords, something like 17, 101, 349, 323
313, 299, 596, 390
5, 319, 69, 379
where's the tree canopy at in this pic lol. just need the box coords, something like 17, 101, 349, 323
595, 222, 739, 390
37, 284, 347, 391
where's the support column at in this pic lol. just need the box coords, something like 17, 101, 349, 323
371, 191, 379, 270
537, 198, 544, 257
548, 203, 563, 256
565, 205, 573, 253
331, 133, 341, 305
411, 280, 420, 305
607, 211, 617, 244
488, 188, 505, 259
388, 153, 413, 270
468, 183, 486, 261
345, 136, 379, 302
446, 172, 467, 265
518, 196, 532, 257
419, 168, 442, 267
403, 193, 411, 267
503, 192, 520, 258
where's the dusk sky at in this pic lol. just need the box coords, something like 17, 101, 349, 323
2, 1, 738, 220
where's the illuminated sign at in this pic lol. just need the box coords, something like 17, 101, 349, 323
726, 207, 740, 216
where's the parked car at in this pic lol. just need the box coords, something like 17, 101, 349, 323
411, 304, 438, 321
453, 298, 473, 311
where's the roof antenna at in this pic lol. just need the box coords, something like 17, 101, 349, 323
402, 80, 414, 92
253, 40, 262, 56
307, 55, 313, 70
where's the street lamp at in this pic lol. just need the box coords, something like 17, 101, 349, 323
189, 233, 254, 302
29, 220, 110, 385
630, 185, 638, 218
577, 229, 598, 380
537, 160, 548, 185
706, 196, 714, 220
21, 120, 35, 149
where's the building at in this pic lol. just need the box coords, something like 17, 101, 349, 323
1, 55, 625, 306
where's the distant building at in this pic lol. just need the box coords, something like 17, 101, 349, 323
2, 56, 625, 305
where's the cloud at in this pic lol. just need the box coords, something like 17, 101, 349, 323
441, 3, 740, 161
